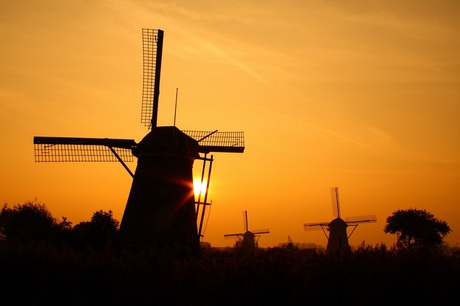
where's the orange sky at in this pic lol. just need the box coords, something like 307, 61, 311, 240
1, 0, 459, 248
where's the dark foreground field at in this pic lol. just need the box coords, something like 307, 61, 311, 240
1, 242, 459, 305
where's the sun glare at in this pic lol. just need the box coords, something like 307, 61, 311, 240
194, 178, 207, 196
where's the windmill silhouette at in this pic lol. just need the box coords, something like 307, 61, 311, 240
224, 211, 270, 252
304, 187, 376, 255
33, 29, 245, 252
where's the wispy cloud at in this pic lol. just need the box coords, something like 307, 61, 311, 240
128, 1, 266, 82
184, 34, 265, 82
250, 104, 369, 147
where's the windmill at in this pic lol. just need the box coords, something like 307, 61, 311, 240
304, 187, 376, 255
33, 29, 245, 252
224, 211, 270, 252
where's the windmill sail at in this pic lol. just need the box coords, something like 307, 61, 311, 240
224, 211, 269, 253
224, 232, 244, 238
331, 186, 340, 218
224, 211, 270, 238
303, 222, 329, 231
33, 136, 136, 162
182, 130, 244, 153
224, 210, 249, 238
141, 28, 163, 128
345, 215, 377, 224
243, 210, 249, 232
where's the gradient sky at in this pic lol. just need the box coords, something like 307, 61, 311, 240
1, 0, 459, 248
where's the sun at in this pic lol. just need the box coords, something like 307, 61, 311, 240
193, 178, 207, 196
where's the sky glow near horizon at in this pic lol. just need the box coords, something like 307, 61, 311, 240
1, 0, 459, 248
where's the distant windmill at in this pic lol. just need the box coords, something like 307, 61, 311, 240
33, 29, 245, 252
224, 211, 270, 252
304, 187, 376, 255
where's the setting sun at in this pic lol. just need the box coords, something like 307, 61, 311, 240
193, 178, 207, 198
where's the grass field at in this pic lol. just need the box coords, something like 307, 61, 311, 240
1, 242, 458, 305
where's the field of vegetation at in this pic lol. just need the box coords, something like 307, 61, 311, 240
1, 201, 459, 305
1, 241, 459, 305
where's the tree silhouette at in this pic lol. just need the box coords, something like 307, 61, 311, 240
384, 208, 451, 251
0, 200, 62, 243
72, 209, 119, 250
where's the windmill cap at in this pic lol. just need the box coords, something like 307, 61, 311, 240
329, 218, 348, 228
134, 126, 199, 158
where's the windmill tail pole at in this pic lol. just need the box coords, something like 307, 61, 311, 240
244, 211, 249, 231
197, 154, 214, 238
174, 88, 178, 127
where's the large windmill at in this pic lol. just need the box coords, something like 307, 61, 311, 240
224, 211, 270, 253
33, 29, 245, 252
304, 187, 376, 255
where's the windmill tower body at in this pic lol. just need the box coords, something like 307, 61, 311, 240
119, 127, 200, 249
241, 231, 256, 253
326, 217, 350, 255
33, 29, 245, 252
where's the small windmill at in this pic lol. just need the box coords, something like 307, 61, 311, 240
224, 211, 270, 252
304, 187, 376, 255
33, 29, 245, 252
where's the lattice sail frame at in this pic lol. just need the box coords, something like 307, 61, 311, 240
182, 130, 245, 153
141, 28, 163, 128
224, 211, 270, 239
34, 137, 136, 162
303, 187, 377, 234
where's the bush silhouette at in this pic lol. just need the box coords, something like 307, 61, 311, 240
0, 200, 59, 244
72, 210, 119, 250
